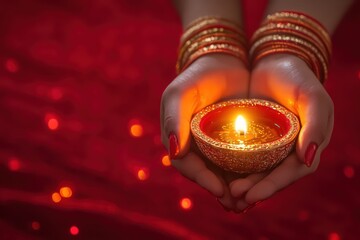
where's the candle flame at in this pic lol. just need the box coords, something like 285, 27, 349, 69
235, 115, 247, 134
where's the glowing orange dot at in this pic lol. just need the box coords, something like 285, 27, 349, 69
343, 166, 355, 178
328, 232, 341, 240
60, 187, 73, 198
70, 225, 79, 235
8, 158, 21, 171
48, 118, 59, 130
180, 197, 192, 210
5, 58, 19, 73
137, 169, 149, 181
51, 192, 62, 203
161, 155, 171, 167
31, 221, 40, 230
130, 124, 143, 137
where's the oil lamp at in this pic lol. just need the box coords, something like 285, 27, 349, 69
191, 99, 300, 173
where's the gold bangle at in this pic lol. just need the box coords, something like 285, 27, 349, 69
250, 34, 328, 80
179, 32, 245, 62
252, 44, 321, 80
253, 23, 330, 60
177, 16, 248, 74
181, 17, 244, 42
180, 43, 247, 73
266, 12, 331, 49
180, 36, 244, 64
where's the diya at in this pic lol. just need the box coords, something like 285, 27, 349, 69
191, 99, 300, 174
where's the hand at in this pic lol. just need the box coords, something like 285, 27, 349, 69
160, 54, 249, 210
230, 54, 334, 212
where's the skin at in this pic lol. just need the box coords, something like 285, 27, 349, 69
161, 0, 353, 212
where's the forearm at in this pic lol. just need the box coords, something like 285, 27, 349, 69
265, 0, 354, 35
172, 0, 243, 28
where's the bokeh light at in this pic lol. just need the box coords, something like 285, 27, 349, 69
328, 232, 341, 240
298, 210, 309, 221
51, 192, 62, 203
47, 118, 59, 130
70, 225, 79, 236
130, 123, 143, 137
180, 197, 192, 210
50, 87, 63, 100
343, 166, 355, 178
8, 158, 21, 171
137, 169, 149, 181
5, 58, 19, 73
60, 186, 73, 198
161, 155, 171, 167
31, 221, 40, 231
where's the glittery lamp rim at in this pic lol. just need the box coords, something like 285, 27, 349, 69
190, 98, 300, 152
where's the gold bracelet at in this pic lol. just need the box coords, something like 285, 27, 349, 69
177, 16, 248, 74
250, 11, 332, 83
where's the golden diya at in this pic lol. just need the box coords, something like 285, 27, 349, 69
191, 99, 300, 174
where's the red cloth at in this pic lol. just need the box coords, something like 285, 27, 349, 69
0, 0, 359, 239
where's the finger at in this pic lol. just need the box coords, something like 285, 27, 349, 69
171, 152, 224, 197
160, 60, 249, 159
217, 179, 237, 211
229, 172, 268, 198
244, 152, 317, 204
160, 77, 198, 158
296, 83, 334, 167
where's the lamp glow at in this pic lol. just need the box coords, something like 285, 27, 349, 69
235, 115, 247, 135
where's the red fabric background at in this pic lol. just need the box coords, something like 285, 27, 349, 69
0, 0, 359, 239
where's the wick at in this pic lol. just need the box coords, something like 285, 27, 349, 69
238, 131, 245, 136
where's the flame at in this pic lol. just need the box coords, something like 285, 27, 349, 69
235, 115, 247, 134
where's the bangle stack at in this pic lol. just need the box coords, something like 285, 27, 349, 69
176, 16, 248, 74
250, 11, 332, 83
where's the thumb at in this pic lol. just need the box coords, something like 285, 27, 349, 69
296, 84, 334, 167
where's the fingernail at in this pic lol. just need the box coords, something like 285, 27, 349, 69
305, 142, 318, 167
169, 132, 179, 159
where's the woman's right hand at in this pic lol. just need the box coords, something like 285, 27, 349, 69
160, 54, 249, 210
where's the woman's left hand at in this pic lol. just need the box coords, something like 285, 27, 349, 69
229, 54, 334, 212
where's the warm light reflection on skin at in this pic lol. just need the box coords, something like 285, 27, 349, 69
180, 197, 192, 210
161, 155, 171, 167
130, 124, 143, 137
235, 115, 247, 134
60, 187, 73, 198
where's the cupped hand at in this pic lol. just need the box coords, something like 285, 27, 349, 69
230, 54, 334, 212
160, 54, 249, 210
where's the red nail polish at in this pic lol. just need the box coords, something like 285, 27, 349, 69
305, 142, 318, 167
169, 133, 179, 159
